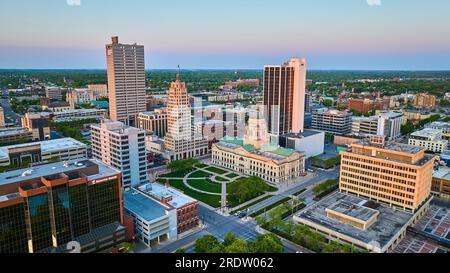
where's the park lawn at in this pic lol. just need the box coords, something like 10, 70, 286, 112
214, 176, 229, 182
196, 163, 208, 168
225, 173, 240, 179
189, 170, 211, 178
205, 166, 228, 175
186, 179, 222, 194
157, 179, 221, 208
265, 184, 278, 192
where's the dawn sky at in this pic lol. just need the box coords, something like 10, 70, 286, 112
1, 0, 450, 70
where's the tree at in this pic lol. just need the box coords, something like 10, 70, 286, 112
167, 158, 200, 173
223, 232, 236, 247
323, 99, 333, 107
175, 248, 186, 253
194, 235, 221, 253
401, 120, 415, 135
249, 234, 283, 253
225, 239, 249, 253
227, 176, 274, 203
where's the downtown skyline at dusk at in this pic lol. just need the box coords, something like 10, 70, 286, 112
1, 0, 450, 265
1, 0, 450, 70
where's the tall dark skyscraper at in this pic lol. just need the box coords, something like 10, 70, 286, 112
263, 58, 307, 140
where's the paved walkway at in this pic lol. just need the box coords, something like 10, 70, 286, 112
178, 166, 244, 197
182, 174, 222, 196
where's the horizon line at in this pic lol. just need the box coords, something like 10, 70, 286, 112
1, 68, 450, 72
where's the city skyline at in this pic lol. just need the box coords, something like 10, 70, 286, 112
1, 0, 450, 70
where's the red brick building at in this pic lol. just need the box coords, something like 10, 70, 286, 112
348, 97, 390, 113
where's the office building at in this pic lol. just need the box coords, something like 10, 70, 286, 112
45, 86, 62, 100
352, 112, 403, 140
66, 89, 94, 108
414, 93, 436, 108
352, 116, 379, 136
432, 166, 450, 199
278, 129, 325, 159
425, 121, 450, 141
139, 182, 199, 235
293, 136, 436, 253
0, 106, 5, 127
0, 127, 33, 146
377, 112, 403, 140
123, 187, 177, 248
45, 108, 107, 123
409, 128, 448, 153
293, 191, 430, 253
311, 108, 353, 135
347, 97, 390, 114
91, 120, 148, 189
399, 109, 431, 124
340, 136, 436, 212
106, 36, 146, 126
42, 101, 73, 112
87, 84, 109, 99
0, 138, 87, 167
21, 113, 51, 141
137, 109, 168, 138
263, 58, 307, 139
164, 74, 208, 161
0, 159, 126, 253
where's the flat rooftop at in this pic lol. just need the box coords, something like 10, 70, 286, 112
139, 183, 196, 209
123, 190, 168, 222
0, 127, 30, 137
327, 200, 379, 222
0, 137, 86, 159
378, 112, 403, 119
433, 166, 450, 180
282, 129, 324, 139
0, 159, 119, 186
356, 139, 425, 154
296, 191, 415, 250
52, 108, 106, 114
410, 128, 442, 138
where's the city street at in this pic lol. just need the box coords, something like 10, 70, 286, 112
0, 98, 21, 125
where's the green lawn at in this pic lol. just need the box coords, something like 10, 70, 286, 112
157, 179, 221, 208
293, 188, 307, 196
186, 179, 222, 194
205, 166, 228, 175
196, 163, 208, 168
225, 172, 240, 179
214, 176, 230, 182
249, 197, 291, 217
230, 194, 274, 214
189, 170, 211, 178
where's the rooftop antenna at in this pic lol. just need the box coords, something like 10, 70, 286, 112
176, 65, 180, 81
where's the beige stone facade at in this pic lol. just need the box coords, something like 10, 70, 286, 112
339, 136, 437, 212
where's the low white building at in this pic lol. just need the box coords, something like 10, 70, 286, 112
0, 137, 87, 166
409, 128, 448, 153
123, 188, 177, 248
279, 129, 325, 159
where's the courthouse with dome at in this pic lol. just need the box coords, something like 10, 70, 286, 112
212, 106, 305, 184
